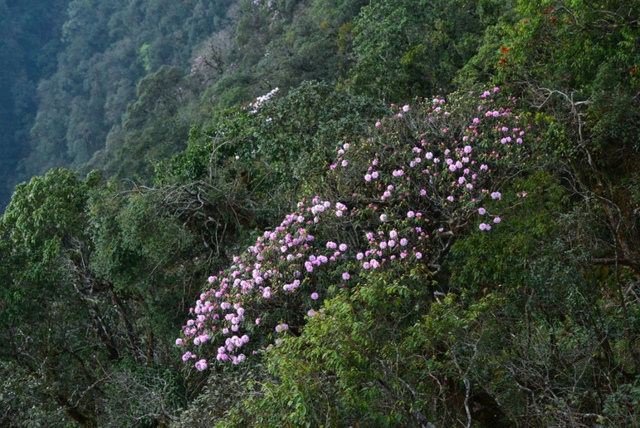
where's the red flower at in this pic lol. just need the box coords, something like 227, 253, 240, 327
501, 46, 509, 53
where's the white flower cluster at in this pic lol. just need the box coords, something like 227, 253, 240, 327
249, 87, 279, 113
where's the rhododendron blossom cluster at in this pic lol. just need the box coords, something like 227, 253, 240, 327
177, 196, 353, 369
177, 88, 531, 370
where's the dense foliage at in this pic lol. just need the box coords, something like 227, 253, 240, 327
1, 0, 639, 426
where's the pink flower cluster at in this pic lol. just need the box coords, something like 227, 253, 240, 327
178, 88, 530, 369
330, 89, 530, 275
357, 227, 426, 270
177, 196, 352, 369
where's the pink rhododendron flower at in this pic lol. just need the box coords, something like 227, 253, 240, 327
195, 359, 208, 371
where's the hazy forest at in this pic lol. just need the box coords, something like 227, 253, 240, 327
0, 0, 639, 426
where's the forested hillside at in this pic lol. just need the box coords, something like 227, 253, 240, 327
0, 0, 68, 208
1, 0, 639, 426
0, 0, 233, 210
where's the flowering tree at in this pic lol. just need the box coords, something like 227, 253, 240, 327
176, 87, 532, 373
